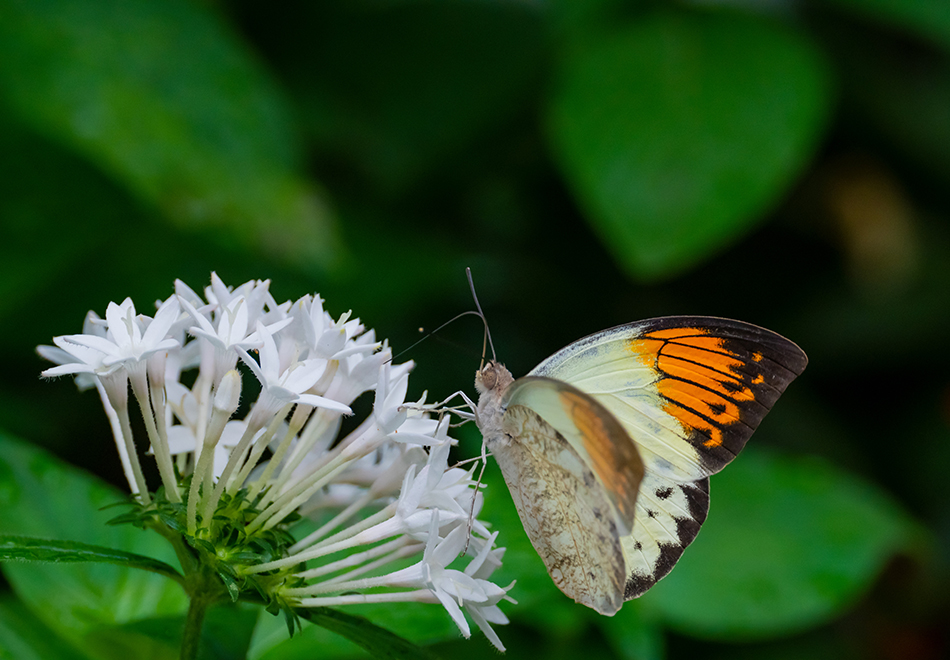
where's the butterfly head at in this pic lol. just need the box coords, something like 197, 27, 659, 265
474, 360, 514, 396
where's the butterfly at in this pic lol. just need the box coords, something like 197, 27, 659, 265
473, 316, 807, 616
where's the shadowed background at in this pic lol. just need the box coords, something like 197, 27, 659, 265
0, 0, 948, 658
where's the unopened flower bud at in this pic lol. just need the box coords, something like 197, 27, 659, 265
214, 369, 242, 416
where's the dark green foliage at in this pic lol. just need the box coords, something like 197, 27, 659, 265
1, 0, 949, 658
298, 608, 443, 660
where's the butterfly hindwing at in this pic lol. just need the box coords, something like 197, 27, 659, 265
622, 473, 709, 598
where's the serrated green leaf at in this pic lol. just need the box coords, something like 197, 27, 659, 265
547, 10, 831, 280
0, 535, 183, 583
298, 607, 441, 660
0, 0, 341, 272
0, 435, 188, 651
642, 448, 919, 639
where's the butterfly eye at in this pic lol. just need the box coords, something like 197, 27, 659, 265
481, 364, 497, 391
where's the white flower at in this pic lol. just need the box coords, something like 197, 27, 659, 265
462, 531, 515, 651
38, 273, 511, 650
288, 295, 379, 362
55, 297, 181, 372
204, 272, 272, 330
237, 321, 351, 416
373, 516, 492, 636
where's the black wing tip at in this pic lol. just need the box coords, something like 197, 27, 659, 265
633, 315, 808, 375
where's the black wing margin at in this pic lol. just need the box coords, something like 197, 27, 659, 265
628, 316, 807, 474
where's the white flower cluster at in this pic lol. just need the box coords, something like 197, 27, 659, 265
38, 273, 513, 650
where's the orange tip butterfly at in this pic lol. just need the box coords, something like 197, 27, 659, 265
473, 316, 806, 615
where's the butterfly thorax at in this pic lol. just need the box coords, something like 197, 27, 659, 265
474, 361, 514, 449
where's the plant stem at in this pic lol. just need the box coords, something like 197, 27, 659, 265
180, 593, 209, 660
151, 521, 222, 660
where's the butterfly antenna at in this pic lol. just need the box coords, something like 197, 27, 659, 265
466, 267, 497, 368
389, 310, 486, 363
462, 438, 491, 555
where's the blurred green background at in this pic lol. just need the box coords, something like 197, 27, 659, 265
1, 0, 949, 658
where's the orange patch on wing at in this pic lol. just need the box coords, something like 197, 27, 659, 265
627, 327, 757, 448
558, 390, 642, 522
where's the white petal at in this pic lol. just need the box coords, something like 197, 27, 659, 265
294, 393, 352, 414
433, 589, 471, 638
466, 605, 506, 651
42, 363, 96, 377
179, 296, 218, 336
58, 333, 118, 358
142, 297, 180, 348
256, 321, 280, 382
281, 359, 327, 394
105, 299, 137, 349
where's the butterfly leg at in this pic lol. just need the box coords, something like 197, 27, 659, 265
403, 390, 479, 422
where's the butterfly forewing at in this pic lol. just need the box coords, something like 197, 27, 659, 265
504, 376, 644, 534
625, 318, 806, 473
493, 403, 629, 615
530, 316, 807, 479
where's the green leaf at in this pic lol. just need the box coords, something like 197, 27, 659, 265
281, 0, 545, 193
547, 10, 831, 280
825, 0, 950, 52
0, 594, 93, 660
642, 448, 919, 639
0, 0, 341, 272
296, 607, 442, 660
597, 600, 665, 660
0, 435, 188, 652
83, 606, 259, 660
0, 535, 183, 583
252, 599, 458, 660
